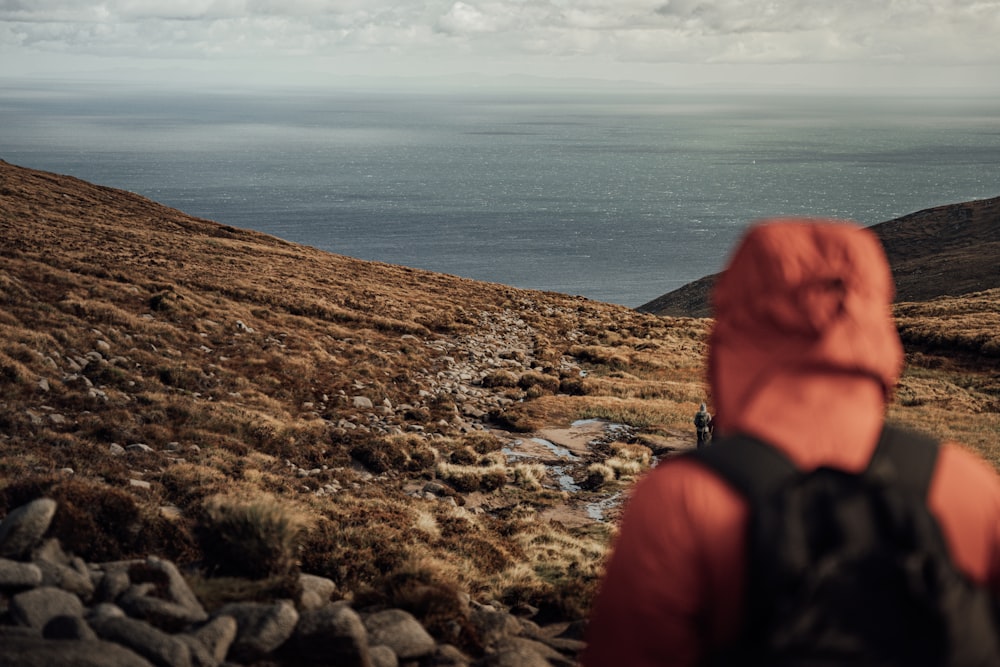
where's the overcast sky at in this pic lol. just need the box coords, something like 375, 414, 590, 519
2, 0, 1000, 92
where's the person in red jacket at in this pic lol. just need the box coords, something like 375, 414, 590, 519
582, 219, 1000, 666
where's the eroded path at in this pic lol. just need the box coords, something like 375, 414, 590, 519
500, 419, 694, 528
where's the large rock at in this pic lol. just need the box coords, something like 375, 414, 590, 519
0, 498, 58, 559
291, 600, 372, 666
189, 615, 238, 664
470, 606, 523, 648
364, 608, 436, 660
480, 637, 563, 667
217, 599, 299, 663
90, 614, 193, 667
298, 572, 337, 610
43, 615, 98, 641
9, 586, 85, 629
32, 539, 95, 597
119, 557, 208, 630
0, 636, 155, 667
0, 558, 43, 590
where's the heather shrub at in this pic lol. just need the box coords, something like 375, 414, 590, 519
481, 370, 518, 388
437, 461, 508, 492
350, 434, 436, 473
518, 371, 560, 393
511, 463, 546, 490
461, 431, 504, 454
585, 463, 616, 489
197, 494, 307, 579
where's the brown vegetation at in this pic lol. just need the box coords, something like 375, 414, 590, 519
2, 158, 998, 633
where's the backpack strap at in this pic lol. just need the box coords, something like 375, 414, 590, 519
688, 433, 798, 507
866, 424, 939, 499
689, 424, 940, 503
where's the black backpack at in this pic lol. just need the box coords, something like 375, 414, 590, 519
689, 425, 1000, 666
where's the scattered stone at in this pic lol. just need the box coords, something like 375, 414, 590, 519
0, 636, 156, 667
189, 615, 238, 665
370, 644, 399, 667
298, 572, 337, 611
32, 540, 94, 597
0, 498, 58, 559
291, 601, 371, 666
364, 609, 436, 660
352, 396, 374, 409
0, 559, 43, 589
90, 614, 193, 667
480, 637, 555, 667
217, 599, 299, 663
43, 614, 98, 641
10, 586, 85, 630
470, 606, 523, 648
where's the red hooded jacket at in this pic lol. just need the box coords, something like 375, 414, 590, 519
583, 220, 1000, 666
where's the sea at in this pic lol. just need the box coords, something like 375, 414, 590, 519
2, 81, 999, 307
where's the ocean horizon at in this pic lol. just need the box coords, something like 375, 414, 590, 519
2, 81, 998, 307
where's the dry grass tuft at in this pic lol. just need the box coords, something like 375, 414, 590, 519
197, 494, 309, 579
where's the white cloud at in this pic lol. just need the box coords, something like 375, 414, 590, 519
1, 0, 999, 87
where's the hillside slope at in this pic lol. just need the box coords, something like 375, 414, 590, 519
637, 196, 1000, 318
0, 159, 712, 650
2, 160, 998, 662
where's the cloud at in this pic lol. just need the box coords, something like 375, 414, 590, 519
2, 0, 999, 83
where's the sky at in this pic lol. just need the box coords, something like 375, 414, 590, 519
2, 0, 1000, 93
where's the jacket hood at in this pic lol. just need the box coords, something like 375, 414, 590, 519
708, 219, 903, 432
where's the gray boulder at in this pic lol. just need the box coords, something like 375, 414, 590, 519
190, 615, 238, 664
0, 558, 43, 590
0, 636, 155, 667
90, 614, 193, 667
469, 606, 523, 648
42, 614, 98, 641
370, 644, 399, 667
217, 599, 299, 663
9, 586, 85, 629
0, 498, 58, 559
118, 557, 207, 630
298, 572, 337, 610
291, 600, 372, 666
480, 637, 558, 667
33, 539, 95, 597
364, 608, 436, 660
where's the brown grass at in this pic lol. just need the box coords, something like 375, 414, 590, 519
1, 159, 998, 629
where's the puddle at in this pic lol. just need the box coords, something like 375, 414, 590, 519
552, 465, 581, 492
500, 421, 638, 524
585, 492, 622, 521
529, 437, 578, 460
501, 446, 532, 459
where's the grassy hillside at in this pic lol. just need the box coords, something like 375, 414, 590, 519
2, 159, 997, 637
637, 196, 1000, 318
0, 160, 711, 625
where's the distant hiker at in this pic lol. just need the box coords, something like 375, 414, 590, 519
583, 219, 1000, 666
693, 403, 712, 447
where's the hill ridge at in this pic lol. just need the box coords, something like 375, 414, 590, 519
638, 195, 1000, 318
